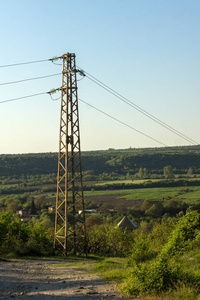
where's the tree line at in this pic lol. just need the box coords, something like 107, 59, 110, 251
1, 146, 200, 178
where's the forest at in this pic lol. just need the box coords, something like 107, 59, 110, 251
1, 144, 200, 178
1, 145, 200, 299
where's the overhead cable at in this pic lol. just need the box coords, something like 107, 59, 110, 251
0, 56, 62, 68
0, 89, 59, 104
78, 67, 198, 145
85, 72, 197, 145
0, 73, 61, 86
0, 85, 172, 146
79, 98, 167, 147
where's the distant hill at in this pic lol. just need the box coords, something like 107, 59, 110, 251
1, 145, 200, 177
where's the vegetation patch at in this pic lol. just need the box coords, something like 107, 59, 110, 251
91, 257, 130, 282
122, 212, 200, 298
1, 147, 200, 299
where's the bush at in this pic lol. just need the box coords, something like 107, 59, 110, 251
87, 224, 134, 254
0, 211, 53, 256
124, 257, 200, 295
126, 238, 157, 265
123, 212, 200, 296
161, 211, 200, 258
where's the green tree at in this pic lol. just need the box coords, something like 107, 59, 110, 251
126, 171, 131, 180
0, 211, 53, 256
161, 211, 200, 258
143, 168, 148, 178
85, 215, 102, 230
141, 200, 152, 212
145, 202, 163, 218
138, 168, 144, 178
163, 165, 174, 178
124, 212, 200, 296
30, 199, 37, 215
116, 203, 127, 213
187, 167, 193, 177
100, 202, 114, 213
139, 220, 153, 234
165, 199, 180, 216
87, 223, 134, 254
7, 200, 19, 213
34, 196, 45, 210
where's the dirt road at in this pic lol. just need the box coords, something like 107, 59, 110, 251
0, 259, 133, 299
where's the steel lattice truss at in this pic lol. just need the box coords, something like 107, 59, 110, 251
54, 53, 86, 255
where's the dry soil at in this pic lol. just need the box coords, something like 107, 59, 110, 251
0, 259, 134, 299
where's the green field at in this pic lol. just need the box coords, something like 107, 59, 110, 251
84, 185, 200, 204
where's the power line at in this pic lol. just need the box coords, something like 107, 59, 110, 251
0, 73, 61, 86
78, 67, 198, 145
79, 98, 167, 147
0, 87, 180, 147
0, 85, 167, 145
0, 56, 62, 68
0, 90, 58, 104
0, 57, 196, 145
85, 72, 198, 145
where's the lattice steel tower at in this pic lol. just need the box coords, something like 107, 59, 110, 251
54, 53, 86, 255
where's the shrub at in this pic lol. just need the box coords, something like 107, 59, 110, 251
123, 212, 200, 296
123, 257, 200, 295
87, 224, 134, 254
161, 211, 200, 259
0, 211, 53, 256
126, 238, 157, 265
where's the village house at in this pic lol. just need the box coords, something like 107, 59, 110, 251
48, 206, 55, 212
16, 209, 30, 218
116, 216, 137, 232
78, 209, 97, 215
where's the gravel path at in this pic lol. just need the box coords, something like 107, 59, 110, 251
0, 259, 134, 299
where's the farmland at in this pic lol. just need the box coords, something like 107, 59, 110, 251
1, 146, 200, 299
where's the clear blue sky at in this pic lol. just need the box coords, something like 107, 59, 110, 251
0, 0, 200, 154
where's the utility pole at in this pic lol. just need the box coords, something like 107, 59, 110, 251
54, 53, 86, 255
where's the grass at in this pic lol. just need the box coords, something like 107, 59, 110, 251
176, 188, 200, 202
84, 185, 200, 204
86, 250, 200, 300
1, 177, 200, 205
50, 255, 130, 283
84, 190, 131, 197
95, 179, 160, 186
51, 261, 88, 267
88, 257, 200, 300
118, 187, 180, 201
18, 182, 200, 205
90, 257, 129, 281
95, 177, 200, 186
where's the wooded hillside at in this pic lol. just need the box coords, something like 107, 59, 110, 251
1, 145, 200, 177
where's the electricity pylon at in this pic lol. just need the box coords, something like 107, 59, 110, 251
54, 53, 86, 255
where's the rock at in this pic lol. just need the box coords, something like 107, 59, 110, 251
86, 291, 99, 295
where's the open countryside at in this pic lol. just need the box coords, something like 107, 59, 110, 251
1, 1, 200, 298
1, 146, 200, 299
